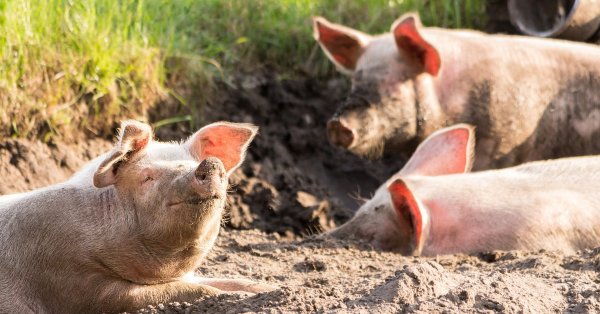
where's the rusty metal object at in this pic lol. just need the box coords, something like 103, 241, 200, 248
508, 0, 600, 41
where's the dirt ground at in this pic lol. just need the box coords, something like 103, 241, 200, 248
2, 73, 600, 313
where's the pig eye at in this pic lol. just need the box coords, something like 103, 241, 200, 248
143, 176, 154, 183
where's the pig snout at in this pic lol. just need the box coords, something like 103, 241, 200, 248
327, 118, 356, 148
192, 157, 227, 199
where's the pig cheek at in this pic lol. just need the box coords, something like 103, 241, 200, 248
382, 84, 418, 143
139, 179, 156, 195
114, 176, 156, 209
135, 180, 162, 210
366, 206, 412, 252
370, 222, 403, 251
366, 79, 414, 132
193, 203, 224, 257
192, 198, 226, 227
353, 211, 394, 250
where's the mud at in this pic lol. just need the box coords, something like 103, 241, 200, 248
2, 73, 600, 313
154, 71, 405, 236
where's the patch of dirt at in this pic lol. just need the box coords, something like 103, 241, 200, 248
134, 230, 600, 313
0, 138, 111, 194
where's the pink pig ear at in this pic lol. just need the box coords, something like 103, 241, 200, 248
388, 179, 428, 256
94, 120, 153, 188
400, 124, 475, 177
313, 16, 371, 74
391, 14, 441, 76
186, 122, 258, 175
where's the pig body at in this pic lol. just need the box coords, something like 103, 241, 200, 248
0, 121, 274, 313
314, 14, 600, 169
329, 124, 600, 256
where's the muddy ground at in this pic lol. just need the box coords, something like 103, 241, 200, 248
2, 73, 600, 313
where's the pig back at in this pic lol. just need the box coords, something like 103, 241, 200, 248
429, 30, 600, 169
408, 155, 600, 255
0, 184, 115, 311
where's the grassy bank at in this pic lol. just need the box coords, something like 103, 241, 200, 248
0, 0, 486, 141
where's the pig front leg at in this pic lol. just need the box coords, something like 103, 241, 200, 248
97, 280, 222, 313
195, 277, 279, 293
97, 276, 277, 312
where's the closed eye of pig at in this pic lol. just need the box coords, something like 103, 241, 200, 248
325, 124, 600, 256
0, 120, 277, 313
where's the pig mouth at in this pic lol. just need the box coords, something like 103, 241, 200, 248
168, 194, 223, 208
348, 140, 386, 160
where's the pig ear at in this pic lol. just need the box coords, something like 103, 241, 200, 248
185, 122, 258, 176
400, 124, 475, 176
388, 179, 428, 256
391, 14, 441, 76
313, 16, 371, 74
93, 120, 153, 188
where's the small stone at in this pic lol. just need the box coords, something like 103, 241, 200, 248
296, 191, 319, 208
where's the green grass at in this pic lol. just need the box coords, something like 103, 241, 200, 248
0, 0, 486, 140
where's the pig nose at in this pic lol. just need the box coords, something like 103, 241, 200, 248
327, 118, 355, 148
193, 157, 226, 199
195, 157, 225, 181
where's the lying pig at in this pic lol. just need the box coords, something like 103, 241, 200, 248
328, 124, 600, 256
0, 120, 275, 313
313, 13, 600, 169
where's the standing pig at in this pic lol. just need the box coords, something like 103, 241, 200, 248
328, 124, 600, 256
0, 120, 275, 313
313, 13, 600, 169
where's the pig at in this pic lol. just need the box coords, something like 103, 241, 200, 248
313, 13, 600, 169
0, 120, 276, 313
327, 124, 600, 256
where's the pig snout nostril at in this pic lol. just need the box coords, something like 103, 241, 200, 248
195, 157, 226, 182
327, 119, 355, 148
192, 157, 227, 199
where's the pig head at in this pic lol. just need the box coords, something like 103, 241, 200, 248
327, 124, 600, 256
314, 14, 600, 168
327, 124, 474, 255
314, 14, 432, 159
91, 120, 250, 268
0, 120, 276, 313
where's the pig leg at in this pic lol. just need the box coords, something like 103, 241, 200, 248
195, 277, 279, 293
98, 281, 222, 313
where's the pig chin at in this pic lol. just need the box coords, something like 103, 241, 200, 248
348, 133, 396, 160
343, 113, 415, 160
168, 195, 225, 212
371, 235, 410, 253
361, 223, 415, 254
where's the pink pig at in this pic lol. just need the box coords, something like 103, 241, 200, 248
0, 120, 276, 313
314, 13, 600, 169
328, 124, 600, 256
